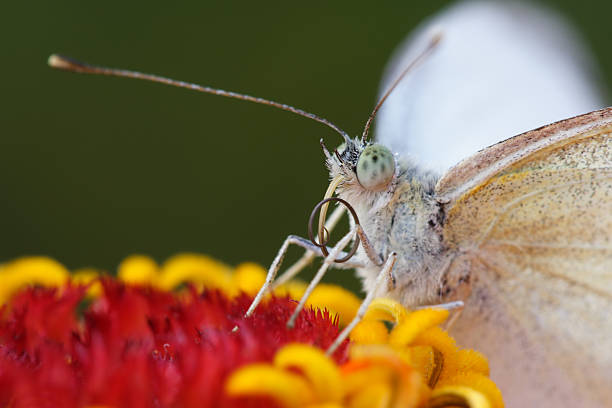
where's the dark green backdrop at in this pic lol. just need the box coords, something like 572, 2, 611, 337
2, 1, 610, 290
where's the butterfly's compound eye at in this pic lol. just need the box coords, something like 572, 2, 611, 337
356, 144, 395, 191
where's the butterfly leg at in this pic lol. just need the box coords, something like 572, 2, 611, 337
355, 224, 384, 266
357, 225, 397, 292
326, 251, 398, 356
271, 205, 346, 289
415, 300, 464, 311
286, 225, 359, 328
354, 223, 397, 291
244, 230, 361, 320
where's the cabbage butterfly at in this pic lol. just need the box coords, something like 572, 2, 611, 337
373, 3, 611, 407
48, 2, 611, 407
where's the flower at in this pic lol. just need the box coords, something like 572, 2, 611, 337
0, 254, 503, 408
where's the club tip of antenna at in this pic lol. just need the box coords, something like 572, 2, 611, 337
428, 28, 444, 46
48, 54, 86, 72
48, 54, 67, 68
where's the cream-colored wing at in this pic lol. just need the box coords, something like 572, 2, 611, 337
436, 108, 612, 408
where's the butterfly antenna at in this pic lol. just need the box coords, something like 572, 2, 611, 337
48, 54, 352, 144
361, 32, 442, 143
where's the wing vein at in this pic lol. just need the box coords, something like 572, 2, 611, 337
475, 174, 612, 248
471, 248, 612, 300
486, 239, 612, 251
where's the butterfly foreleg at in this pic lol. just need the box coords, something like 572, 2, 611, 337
355, 224, 384, 266
244, 225, 361, 319
354, 223, 397, 290
286, 225, 359, 328
272, 205, 347, 289
243, 235, 326, 319
326, 251, 398, 356
414, 300, 465, 311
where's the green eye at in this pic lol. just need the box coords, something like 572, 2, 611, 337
356, 144, 395, 191
336, 142, 347, 155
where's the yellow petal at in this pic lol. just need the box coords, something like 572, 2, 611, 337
412, 327, 458, 383
231, 262, 266, 296
157, 253, 232, 292
341, 360, 394, 397
407, 345, 443, 388
350, 320, 389, 344
362, 298, 409, 325
225, 364, 315, 408
0, 257, 69, 304
71, 268, 103, 297
275, 280, 307, 299
389, 309, 449, 348
347, 344, 402, 365
427, 385, 491, 408
343, 345, 428, 407
306, 283, 360, 326
117, 255, 159, 285
436, 373, 504, 408
274, 343, 342, 403
347, 382, 392, 408
453, 349, 490, 376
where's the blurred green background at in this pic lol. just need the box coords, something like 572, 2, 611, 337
1, 1, 610, 291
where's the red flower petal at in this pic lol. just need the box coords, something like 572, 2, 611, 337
0, 281, 347, 408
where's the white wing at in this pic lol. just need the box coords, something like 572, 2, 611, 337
375, 0, 607, 173
437, 108, 612, 408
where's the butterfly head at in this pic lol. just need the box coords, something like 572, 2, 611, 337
326, 138, 398, 202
